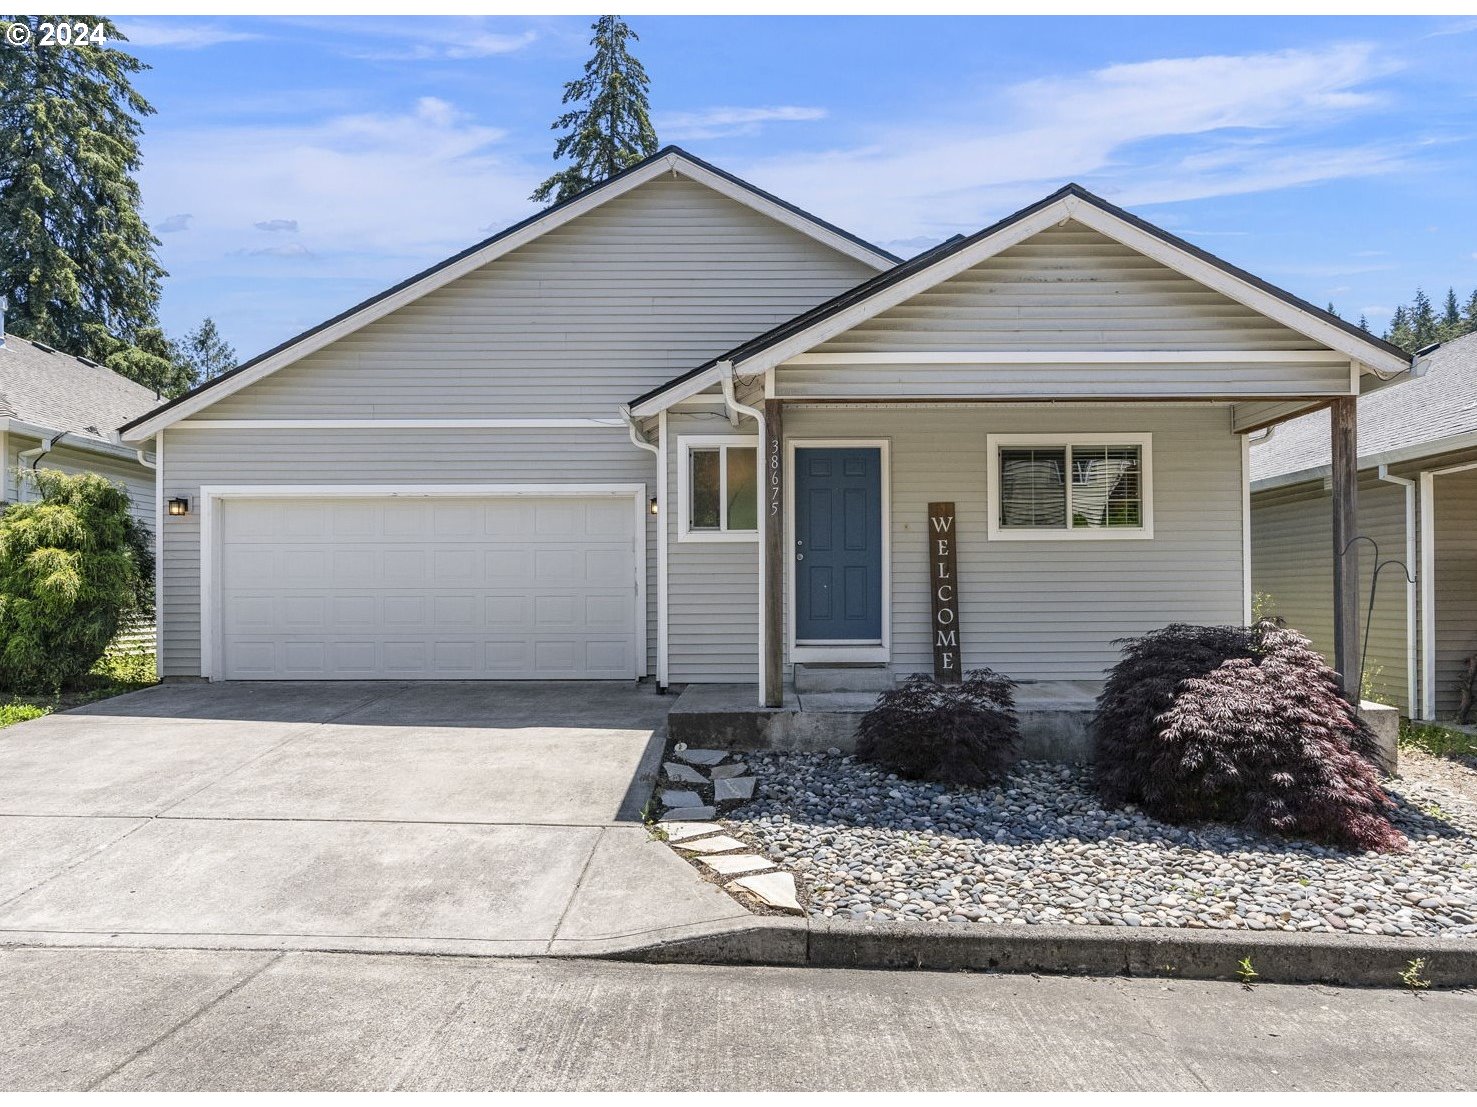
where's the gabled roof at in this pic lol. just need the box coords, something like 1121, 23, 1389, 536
0, 333, 158, 448
629, 183, 1412, 415
120, 145, 899, 442
1251, 332, 1477, 488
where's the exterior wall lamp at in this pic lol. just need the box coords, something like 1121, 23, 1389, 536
649, 497, 659, 515
168, 496, 191, 516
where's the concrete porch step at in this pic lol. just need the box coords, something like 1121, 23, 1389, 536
792, 664, 895, 694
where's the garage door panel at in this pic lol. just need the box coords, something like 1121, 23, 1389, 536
218, 495, 637, 680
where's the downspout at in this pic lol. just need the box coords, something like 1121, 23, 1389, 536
134, 447, 156, 470
619, 405, 661, 689
1377, 465, 1418, 718
718, 360, 770, 707
18, 431, 64, 499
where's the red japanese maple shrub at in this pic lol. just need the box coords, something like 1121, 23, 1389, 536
1094, 621, 1404, 852
855, 669, 1021, 787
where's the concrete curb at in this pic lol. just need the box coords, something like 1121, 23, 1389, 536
597, 916, 1477, 989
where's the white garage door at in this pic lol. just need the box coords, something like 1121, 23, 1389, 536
216, 494, 639, 680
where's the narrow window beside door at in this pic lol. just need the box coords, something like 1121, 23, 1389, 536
679, 437, 759, 541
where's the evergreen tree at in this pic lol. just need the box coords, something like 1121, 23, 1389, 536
82, 322, 194, 399
1358, 314, 1370, 333
179, 316, 236, 381
0, 18, 165, 360
1466, 290, 1477, 331
1441, 288, 1463, 340
1386, 305, 1413, 351
531, 15, 657, 205
1326, 302, 1341, 319
1410, 288, 1438, 348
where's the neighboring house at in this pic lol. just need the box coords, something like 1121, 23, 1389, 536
1, 330, 158, 528
118, 146, 1411, 703
1252, 332, 1477, 720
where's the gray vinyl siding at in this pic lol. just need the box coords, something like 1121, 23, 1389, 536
198, 177, 876, 422
782, 404, 1245, 681
160, 175, 876, 678
3, 433, 154, 531
1433, 467, 1477, 717
779, 222, 1346, 401
665, 412, 759, 683
160, 426, 659, 679
1250, 474, 1412, 712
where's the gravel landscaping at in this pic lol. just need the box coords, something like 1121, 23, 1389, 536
721, 751, 1477, 938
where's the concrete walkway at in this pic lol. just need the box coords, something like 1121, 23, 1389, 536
2, 946, 1473, 1091
0, 682, 749, 956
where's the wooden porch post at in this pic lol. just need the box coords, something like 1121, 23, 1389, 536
1330, 395, 1360, 700
763, 399, 785, 707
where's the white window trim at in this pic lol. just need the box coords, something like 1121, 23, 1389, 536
785, 438, 892, 664
197, 483, 647, 683
986, 432, 1154, 541
676, 435, 759, 543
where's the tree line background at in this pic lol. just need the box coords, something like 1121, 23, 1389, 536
2, 12, 1468, 408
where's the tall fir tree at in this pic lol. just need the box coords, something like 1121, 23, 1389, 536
1440, 287, 1463, 340
1409, 288, 1438, 348
1357, 314, 1370, 333
531, 15, 657, 205
179, 316, 236, 381
82, 322, 194, 399
0, 17, 166, 366
1465, 290, 1477, 331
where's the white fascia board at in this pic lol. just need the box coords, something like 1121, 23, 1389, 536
629, 366, 724, 418
785, 350, 1352, 366
124, 152, 890, 444
672, 158, 894, 271
0, 417, 151, 465
1066, 202, 1411, 380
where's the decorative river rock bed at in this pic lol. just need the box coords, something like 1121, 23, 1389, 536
668, 748, 1477, 938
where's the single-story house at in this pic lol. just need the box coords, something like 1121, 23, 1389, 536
118, 146, 1412, 704
1252, 331, 1477, 720
1, 330, 158, 528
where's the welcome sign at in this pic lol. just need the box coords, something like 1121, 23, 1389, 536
928, 501, 961, 682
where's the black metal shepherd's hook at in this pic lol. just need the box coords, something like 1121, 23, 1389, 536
1340, 535, 1416, 697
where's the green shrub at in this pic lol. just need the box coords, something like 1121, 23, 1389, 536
1093, 621, 1404, 852
1400, 719, 1477, 761
855, 669, 1021, 787
0, 701, 48, 728
0, 469, 153, 693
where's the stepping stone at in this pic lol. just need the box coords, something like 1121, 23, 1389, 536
658, 820, 722, 841
713, 776, 756, 802
709, 762, 748, 779
698, 853, 772, 876
674, 748, 728, 766
672, 834, 748, 854
732, 871, 803, 913
662, 806, 716, 821
663, 762, 707, 784
660, 789, 704, 809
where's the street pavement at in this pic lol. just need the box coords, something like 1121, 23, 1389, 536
2, 946, 1472, 1091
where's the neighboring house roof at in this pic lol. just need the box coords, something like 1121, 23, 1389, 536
0, 333, 159, 449
119, 146, 899, 442
1251, 331, 1477, 488
629, 183, 1411, 415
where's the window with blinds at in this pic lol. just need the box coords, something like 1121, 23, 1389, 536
989, 435, 1152, 540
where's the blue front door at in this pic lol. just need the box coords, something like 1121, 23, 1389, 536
795, 447, 883, 641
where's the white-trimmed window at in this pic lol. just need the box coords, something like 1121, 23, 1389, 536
678, 436, 759, 541
986, 433, 1153, 540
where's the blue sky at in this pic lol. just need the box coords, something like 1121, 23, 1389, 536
116, 15, 1477, 360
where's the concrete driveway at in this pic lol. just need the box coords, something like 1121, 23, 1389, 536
0, 682, 750, 956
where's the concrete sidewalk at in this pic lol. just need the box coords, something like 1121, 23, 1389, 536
0, 682, 749, 956
2, 946, 1472, 1091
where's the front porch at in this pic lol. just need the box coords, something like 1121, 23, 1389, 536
668, 678, 1102, 761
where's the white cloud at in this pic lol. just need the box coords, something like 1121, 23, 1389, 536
156, 213, 192, 233
253, 218, 299, 233
656, 105, 827, 141
115, 21, 261, 49
143, 96, 533, 280
337, 23, 537, 61
732, 44, 1405, 241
